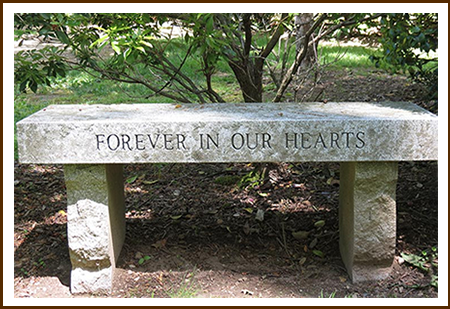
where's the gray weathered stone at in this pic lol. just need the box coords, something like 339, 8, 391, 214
17, 102, 438, 164
70, 267, 113, 295
68, 199, 112, 270
64, 164, 125, 294
16, 102, 438, 292
339, 162, 398, 283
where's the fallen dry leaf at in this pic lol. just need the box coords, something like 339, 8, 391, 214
152, 238, 167, 249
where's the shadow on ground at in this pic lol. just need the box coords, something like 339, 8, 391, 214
14, 161, 438, 298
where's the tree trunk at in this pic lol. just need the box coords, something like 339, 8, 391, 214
224, 13, 287, 103
295, 13, 316, 70
228, 60, 263, 103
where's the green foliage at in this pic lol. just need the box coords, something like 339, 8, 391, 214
186, 14, 224, 74
20, 268, 29, 276
15, 13, 430, 103
14, 96, 48, 125
15, 13, 178, 96
325, 13, 381, 39
401, 246, 438, 288
126, 175, 139, 184
319, 290, 337, 298
314, 220, 325, 228
15, 46, 67, 93
371, 13, 438, 99
312, 250, 324, 258
33, 258, 46, 268
166, 272, 199, 298
238, 168, 266, 189
138, 255, 152, 265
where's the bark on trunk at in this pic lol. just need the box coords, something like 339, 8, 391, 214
229, 61, 263, 103
295, 13, 316, 70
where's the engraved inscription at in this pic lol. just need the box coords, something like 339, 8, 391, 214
95, 130, 366, 153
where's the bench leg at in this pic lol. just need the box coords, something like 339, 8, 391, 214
64, 164, 125, 294
339, 162, 398, 283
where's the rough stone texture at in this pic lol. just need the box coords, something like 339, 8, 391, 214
70, 267, 113, 295
339, 162, 398, 283
64, 164, 125, 294
17, 102, 438, 164
67, 199, 112, 270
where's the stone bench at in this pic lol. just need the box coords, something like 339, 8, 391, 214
17, 102, 438, 294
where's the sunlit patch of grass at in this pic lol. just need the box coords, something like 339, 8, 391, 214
318, 45, 377, 69
166, 271, 200, 298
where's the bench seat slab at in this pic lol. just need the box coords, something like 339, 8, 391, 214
17, 102, 438, 164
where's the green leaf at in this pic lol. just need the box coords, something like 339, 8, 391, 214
292, 230, 310, 240
312, 250, 324, 258
140, 40, 153, 48
431, 275, 438, 288
126, 175, 138, 184
135, 46, 145, 53
171, 214, 183, 220
90, 35, 109, 48
314, 220, 326, 228
111, 41, 121, 54
55, 30, 70, 45
138, 258, 145, 265
55, 67, 66, 77
206, 15, 214, 33
19, 80, 27, 92
29, 80, 38, 93
91, 25, 106, 32
401, 252, 428, 272
123, 48, 132, 60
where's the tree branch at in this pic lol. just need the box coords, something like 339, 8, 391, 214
243, 13, 252, 62
273, 13, 327, 102
260, 13, 288, 60
313, 13, 386, 44
95, 66, 192, 103
153, 45, 192, 95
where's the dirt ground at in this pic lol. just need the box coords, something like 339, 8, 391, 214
13, 68, 439, 299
